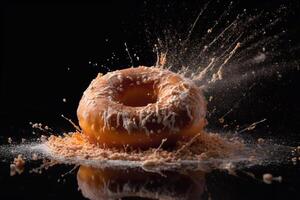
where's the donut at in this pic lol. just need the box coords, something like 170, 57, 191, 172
77, 66, 207, 148
77, 166, 206, 200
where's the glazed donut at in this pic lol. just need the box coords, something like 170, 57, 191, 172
77, 66, 207, 148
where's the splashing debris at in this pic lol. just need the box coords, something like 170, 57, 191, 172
0, 1, 298, 177
10, 154, 26, 176
237, 118, 267, 134
124, 42, 134, 67
41, 131, 246, 167
263, 173, 282, 184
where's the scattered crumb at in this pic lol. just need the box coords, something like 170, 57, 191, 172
8, 137, 12, 144
291, 157, 297, 165
21, 138, 26, 143
263, 173, 282, 184
248, 155, 257, 162
223, 124, 229, 128
10, 164, 16, 176
263, 173, 273, 184
11, 154, 25, 176
31, 122, 53, 134
40, 135, 48, 143
219, 118, 224, 124
257, 138, 265, 145
63, 98, 67, 103
32, 153, 38, 161
32, 123, 42, 129
223, 162, 236, 175
29, 159, 57, 174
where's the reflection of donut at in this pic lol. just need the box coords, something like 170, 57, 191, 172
77, 166, 206, 200
77, 66, 207, 148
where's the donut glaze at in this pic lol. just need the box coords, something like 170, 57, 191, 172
77, 66, 207, 148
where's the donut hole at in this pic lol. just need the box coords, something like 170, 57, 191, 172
119, 83, 158, 107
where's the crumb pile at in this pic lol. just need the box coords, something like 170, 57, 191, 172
45, 131, 245, 166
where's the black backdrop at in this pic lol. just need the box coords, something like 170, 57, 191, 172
0, 1, 300, 200
1, 0, 299, 140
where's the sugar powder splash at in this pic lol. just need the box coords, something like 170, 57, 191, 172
1, 131, 296, 172
1, 1, 299, 172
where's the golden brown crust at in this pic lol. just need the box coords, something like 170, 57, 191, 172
77, 66, 207, 148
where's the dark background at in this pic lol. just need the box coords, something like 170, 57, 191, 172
0, 0, 300, 200
0, 0, 300, 138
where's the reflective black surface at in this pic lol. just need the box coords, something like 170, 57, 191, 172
1, 1, 300, 200
0, 157, 300, 200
